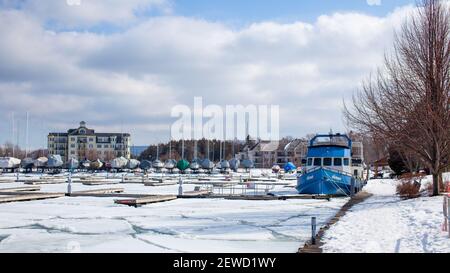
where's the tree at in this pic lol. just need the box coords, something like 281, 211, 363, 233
344, 0, 450, 196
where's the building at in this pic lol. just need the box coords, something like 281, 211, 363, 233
48, 121, 131, 162
236, 138, 309, 168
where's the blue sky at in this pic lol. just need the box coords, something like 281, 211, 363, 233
172, 0, 415, 25
0, 0, 421, 148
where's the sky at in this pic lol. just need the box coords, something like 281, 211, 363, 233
0, 0, 421, 149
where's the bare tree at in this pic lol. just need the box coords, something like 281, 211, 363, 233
345, 0, 450, 196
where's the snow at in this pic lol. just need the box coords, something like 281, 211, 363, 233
0, 173, 348, 253
322, 178, 450, 253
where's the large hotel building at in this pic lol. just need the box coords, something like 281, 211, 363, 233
48, 121, 131, 162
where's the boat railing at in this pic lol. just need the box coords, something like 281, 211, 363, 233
303, 166, 358, 179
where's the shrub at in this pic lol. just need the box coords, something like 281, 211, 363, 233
397, 181, 421, 199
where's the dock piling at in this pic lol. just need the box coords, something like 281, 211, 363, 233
311, 217, 317, 245
67, 172, 72, 195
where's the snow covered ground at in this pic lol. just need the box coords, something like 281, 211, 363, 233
322, 178, 450, 253
0, 173, 348, 253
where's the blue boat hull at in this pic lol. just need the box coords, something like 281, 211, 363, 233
296, 168, 362, 196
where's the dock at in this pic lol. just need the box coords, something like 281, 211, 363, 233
0, 193, 65, 204
23, 180, 66, 185
0, 186, 41, 193
114, 195, 178, 207
81, 180, 120, 186
144, 181, 178, 187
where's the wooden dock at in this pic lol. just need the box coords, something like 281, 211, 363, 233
81, 181, 120, 186
0, 193, 65, 204
69, 188, 124, 196
114, 195, 177, 207
23, 180, 66, 185
0, 186, 41, 193
144, 181, 178, 187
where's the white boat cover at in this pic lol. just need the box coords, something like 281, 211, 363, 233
0, 157, 21, 168
47, 155, 63, 168
110, 157, 128, 169
34, 157, 48, 167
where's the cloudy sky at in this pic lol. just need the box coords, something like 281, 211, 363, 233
0, 0, 419, 148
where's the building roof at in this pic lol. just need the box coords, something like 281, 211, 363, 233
48, 122, 131, 138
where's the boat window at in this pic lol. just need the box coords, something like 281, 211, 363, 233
334, 158, 343, 166
313, 158, 322, 166
323, 158, 332, 166
344, 158, 350, 166
307, 158, 313, 166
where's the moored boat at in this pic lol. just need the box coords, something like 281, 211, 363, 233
296, 134, 365, 196
0, 157, 21, 169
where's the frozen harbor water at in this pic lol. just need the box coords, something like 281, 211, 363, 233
0, 173, 348, 253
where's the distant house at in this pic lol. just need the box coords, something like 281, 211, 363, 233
48, 121, 131, 162
236, 138, 308, 168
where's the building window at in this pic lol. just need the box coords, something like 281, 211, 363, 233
71, 144, 75, 148
71, 151, 75, 155
89, 138, 94, 142
89, 144, 94, 149
71, 137, 76, 142
97, 144, 102, 149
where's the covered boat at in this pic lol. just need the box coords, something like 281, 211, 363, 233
80, 159, 91, 169
189, 158, 201, 171
110, 157, 128, 169
47, 155, 63, 168
164, 159, 176, 170
242, 159, 254, 170
153, 159, 164, 169
127, 159, 140, 169
177, 159, 190, 172
296, 134, 365, 196
90, 159, 103, 170
284, 162, 296, 173
67, 158, 79, 170
229, 158, 240, 172
201, 159, 214, 170
272, 164, 281, 173
140, 160, 152, 170
34, 157, 48, 168
21, 158, 35, 170
0, 157, 21, 169
220, 159, 230, 170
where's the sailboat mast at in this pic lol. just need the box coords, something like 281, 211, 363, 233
11, 112, 15, 157
25, 112, 29, 158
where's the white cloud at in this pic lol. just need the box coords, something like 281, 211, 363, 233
0, 3, 415, 147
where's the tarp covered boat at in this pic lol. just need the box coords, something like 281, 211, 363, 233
21, 158, 35, 169
67, 158, 79, 170
90, 159, 103, 170
127, 159, 140, 169
229, 158, 240, 172
140, 160, 152, 170
284, 162, 296, 173
34, 157, 48, 168
201, 159, 214, 170
110, 157, 128, 169
164, 159, 176, 170
177, 159, 190, 171
0, 157, 21, 169
242, 159, 254, 169
47, 155, 63, 168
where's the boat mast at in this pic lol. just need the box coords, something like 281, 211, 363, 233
25, 112, 29, 158
11, 112, 15, 158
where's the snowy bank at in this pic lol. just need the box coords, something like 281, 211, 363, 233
322, 179, 450, 253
